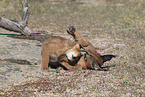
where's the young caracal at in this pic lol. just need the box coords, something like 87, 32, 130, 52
41, 26, 116, 71
41, 36, 92, 71
67, 26, 116, 69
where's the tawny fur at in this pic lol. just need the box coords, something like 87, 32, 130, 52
67, 27, 103, 67
67, 26, 116, 70
41, 36, 92, 71
41, 26, 116, 71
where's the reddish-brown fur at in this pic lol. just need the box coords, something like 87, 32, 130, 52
41, 36, 94, 71
41, 26, 116, 71
67, 26, 116, 69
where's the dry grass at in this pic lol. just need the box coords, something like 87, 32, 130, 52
0, 0, 144, 96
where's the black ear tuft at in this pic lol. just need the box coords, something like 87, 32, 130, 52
67, 30, 72, 35
101, 54, 116, 63
69, 26, 76, 33
67, 26, 76, 35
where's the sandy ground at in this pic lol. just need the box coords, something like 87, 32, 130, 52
0, 28, 117, 96
0, 28, 51, 87
0, 28, 143, 97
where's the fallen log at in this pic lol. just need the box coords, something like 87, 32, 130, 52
0, 0, 33, 36
0, 17, 31, 35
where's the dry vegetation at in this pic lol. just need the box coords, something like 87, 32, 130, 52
0, 0, 144, 96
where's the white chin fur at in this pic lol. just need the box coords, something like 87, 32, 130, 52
66, 51, 75, 61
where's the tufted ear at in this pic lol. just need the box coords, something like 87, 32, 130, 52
101, 54, 116, 63
67, 26, 76, 35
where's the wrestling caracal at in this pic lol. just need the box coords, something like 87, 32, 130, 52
41, 36, 92, 71
41, 26, 116, 71
67, 26, 116, 69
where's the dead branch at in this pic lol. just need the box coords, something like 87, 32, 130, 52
0, 0, 33, 36
19, 0, 30, 28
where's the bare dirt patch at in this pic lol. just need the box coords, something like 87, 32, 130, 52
0, 28, 46, 87
0, 0, 145, 96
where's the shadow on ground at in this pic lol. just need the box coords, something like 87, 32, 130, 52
3, 58, 33, 65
